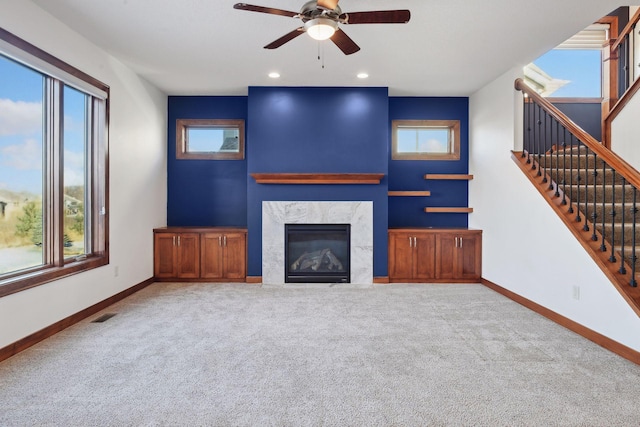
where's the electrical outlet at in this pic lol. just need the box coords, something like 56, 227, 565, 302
572, 285, 580, 300
114, 265, 119, 277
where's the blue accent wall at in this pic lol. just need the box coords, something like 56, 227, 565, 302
166, 91, 471, 278
167, 96, 248, 226
247, 87, 389, 277
388, 97, 470, 228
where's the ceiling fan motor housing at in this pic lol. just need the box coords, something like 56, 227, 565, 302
299, 0, 342, 23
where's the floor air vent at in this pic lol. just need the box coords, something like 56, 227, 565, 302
91, 313, 117, 323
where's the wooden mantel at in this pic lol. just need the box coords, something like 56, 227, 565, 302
250, 173, 385, 185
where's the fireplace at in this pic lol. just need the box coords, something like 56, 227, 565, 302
285, 223, 350, 283
262, 201, 372, 286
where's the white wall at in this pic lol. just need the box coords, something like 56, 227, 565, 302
611, 88, 640, 170
0, 0, 167, 348
469, 68, 640, 352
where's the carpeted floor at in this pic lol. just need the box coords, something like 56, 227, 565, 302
1, 282, 640, 426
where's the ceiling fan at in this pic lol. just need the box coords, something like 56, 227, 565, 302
233, 1, 411, 55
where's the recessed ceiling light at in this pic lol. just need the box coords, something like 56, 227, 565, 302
357, 73, 369, 79
268, 72, 280, 78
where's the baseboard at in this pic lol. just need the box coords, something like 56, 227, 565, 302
373, 277, 389, 284
481, 278, 640, 365
246, 276, 262, 284
0, 277, 154, 363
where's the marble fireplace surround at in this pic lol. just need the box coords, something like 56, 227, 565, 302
262, 201, 373, 286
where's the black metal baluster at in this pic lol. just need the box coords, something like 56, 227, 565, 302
542, 111, 548, 183
632, 187, 638, 287
554, 120, 560, 197
561, 127, 567, 205
609, 170, 617, 263
537, 105, 542, 175
600, 161, 607, 252
527, 97, 532, 164
568, 134, 575, 215
582, 147, 590, 232
620, 178, 627, 275
522, 94, 528, 158
575, 137, 582, 222
591, 151, 598, 240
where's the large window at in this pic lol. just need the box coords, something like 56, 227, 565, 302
0, 29, 108, 297
523, 23, 608, 98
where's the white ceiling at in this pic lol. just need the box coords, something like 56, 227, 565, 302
31, 0, 623, 96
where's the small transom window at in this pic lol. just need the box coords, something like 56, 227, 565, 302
176, 119, 245, 160
392, 120, 460, 160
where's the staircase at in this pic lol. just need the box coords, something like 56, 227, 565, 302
514, 78, 640, 316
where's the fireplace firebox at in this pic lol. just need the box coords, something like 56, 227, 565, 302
284, 224, 350, 283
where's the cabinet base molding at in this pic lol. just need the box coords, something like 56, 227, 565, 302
373, 277, 390, 284
153, 278, 247, 283
246, 276, 262, 284
388, 279, 483, 284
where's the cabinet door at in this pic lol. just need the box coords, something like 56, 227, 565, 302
223, 233, 246, 280
457, 232, 481, 280
200, 233, 224, 279
389, 232, 414, 280
414, 233, 436, 280
435, 233, 457, 280
176, 233, 200, 278
154, 233, 177, 278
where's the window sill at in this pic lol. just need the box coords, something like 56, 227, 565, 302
0, 255, 109, 298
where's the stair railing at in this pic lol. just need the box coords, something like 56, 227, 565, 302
604, 9, 640, 148
611, 8, 640, 98
515, 78, 640, 288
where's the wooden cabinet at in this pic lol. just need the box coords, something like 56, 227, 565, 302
388, 231, 436, 281
154, 231, 200, 279
200, 231, 246, 280
435, 231, 482, 281
389, 228, 481, 283
154, 227, 246, 282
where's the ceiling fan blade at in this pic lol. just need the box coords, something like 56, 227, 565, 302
317, 0, 339, 10
264, 27, 305, 49
341, 10, 411, 24
330, 29, 360, 55
233, 3, 298, 18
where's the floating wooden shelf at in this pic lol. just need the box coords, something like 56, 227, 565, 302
250, 173, 384, 185
424, 207, 474, 213
388, 191, 431, 197
424, 174, 474, 180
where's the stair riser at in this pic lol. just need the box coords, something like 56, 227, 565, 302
567, 186, 637, 204
594, 225, 640, 246
589, 204, 635, 223
538, 155, 605, 170
549, 169, 625, 186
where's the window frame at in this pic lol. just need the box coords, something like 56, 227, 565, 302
176, 119, 245, 160
0, 28, 109, 298
391, 119, 461, 161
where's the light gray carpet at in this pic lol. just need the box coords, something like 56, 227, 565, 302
1, 283, 640, 426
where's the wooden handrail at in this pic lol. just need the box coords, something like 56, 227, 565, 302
515, 78, 640, 191
611, 8, 640, 53
604, 76, 640, 149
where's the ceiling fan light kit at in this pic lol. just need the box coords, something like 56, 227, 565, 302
304, 18, 338, 41
233, 1, 410, 55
